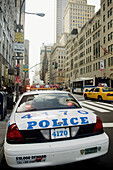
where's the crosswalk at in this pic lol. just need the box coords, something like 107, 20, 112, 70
80, 101, 113, 128
80, 100, 113, 113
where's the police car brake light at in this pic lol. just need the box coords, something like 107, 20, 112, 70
93, 117, 103, 133
7, 123, 24, 143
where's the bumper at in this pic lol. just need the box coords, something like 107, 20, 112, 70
4, 133, 109, 168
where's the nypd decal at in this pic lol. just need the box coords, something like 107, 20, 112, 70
27, 117, 89, 129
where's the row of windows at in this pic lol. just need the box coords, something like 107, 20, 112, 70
80, 60, 106, 75
108, 0, 112, 6
86, 37, 91, 46
108, 19, 113, 29
58, 60, 64, 63
66, 55, 112, 78
70, 5, 94, 10
93, 31, 100, 40
71, 13, 92, 17
58, 56, 65, 59
103, 0, 112, 11
108, 57, 113, 66
103, 8, 113, 22
79, 57, 113, 75
58, 52, 65, 55
108, 32, 113, 41
108, 44, 113, 53
108, 8, 113, 18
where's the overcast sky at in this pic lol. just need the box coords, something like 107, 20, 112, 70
25, 0, 100, 72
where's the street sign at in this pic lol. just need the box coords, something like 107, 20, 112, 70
15, 76, 21, 84
15, 32, 24, 43
14, 42, 24, 53
12, 56, 24, 60
23, 65, 28, 72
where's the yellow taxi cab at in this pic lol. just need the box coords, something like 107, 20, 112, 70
83, 87, 113, 101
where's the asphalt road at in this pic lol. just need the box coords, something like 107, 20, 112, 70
0, 94, 113, 169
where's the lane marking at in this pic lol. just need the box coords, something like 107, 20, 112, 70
83, 101, 113, 111
80, 102, 109, 113
103, 123, 113, 128
96, 102, 113, 107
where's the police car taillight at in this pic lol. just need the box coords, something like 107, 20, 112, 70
93, 117, 103, 133
7, 123, 24, 143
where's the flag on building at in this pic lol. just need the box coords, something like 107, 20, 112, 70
59, 69, 63, 73
100, 45, 109, 54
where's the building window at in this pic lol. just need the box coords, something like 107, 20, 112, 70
108, 58, 110, 66
103, 4, 105, 11
104, 59, 106, 68
111, 57, 113, 66
103, 26, 105, 33
103, 15, 105, 22
104, 37, 106, 44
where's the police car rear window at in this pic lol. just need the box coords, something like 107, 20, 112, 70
16, 93, 81, 113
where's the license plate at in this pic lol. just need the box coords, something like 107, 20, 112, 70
51, 128, 70, 139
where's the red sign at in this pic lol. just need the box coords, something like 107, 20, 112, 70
17, 63, 20, 67
15, 76, 21, 84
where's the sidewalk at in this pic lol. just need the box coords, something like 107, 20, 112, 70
0, 110, 12, 164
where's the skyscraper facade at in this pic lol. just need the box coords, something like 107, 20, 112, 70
64, 0, 95, 33
56, 0, 68, 42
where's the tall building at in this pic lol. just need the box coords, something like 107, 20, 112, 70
0, 0, 16, 87
64, 0, 95, 33
56, 0, 68, 42
50, 45, 66, 85
0, 0, 29, 88
64, 0, 113, 88
40, 44, 53, 84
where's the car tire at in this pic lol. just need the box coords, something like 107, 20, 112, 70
84, 94, 88, 100
98, 95, 103, 101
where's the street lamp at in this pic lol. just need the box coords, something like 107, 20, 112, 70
15, 0, 45, 102
25, 12, 45, 17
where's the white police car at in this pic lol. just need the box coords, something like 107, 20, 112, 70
4, 91, 109, 168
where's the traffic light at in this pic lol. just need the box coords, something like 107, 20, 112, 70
52, 62, 58, 69
55, 62, 58, 69
52, 62, 55, 68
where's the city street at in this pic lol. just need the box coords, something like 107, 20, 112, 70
1, 0, 113, 169
0, 94, 113, 169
